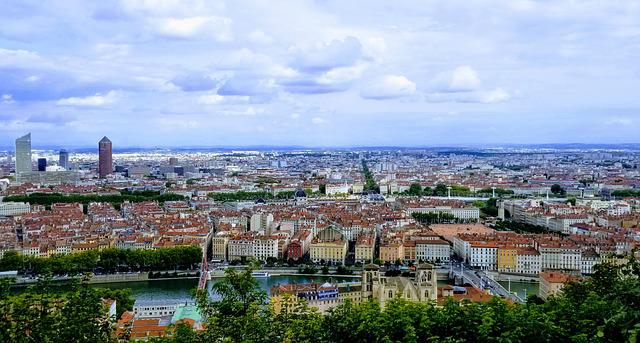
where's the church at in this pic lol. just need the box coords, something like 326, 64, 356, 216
361, 263, 438, 307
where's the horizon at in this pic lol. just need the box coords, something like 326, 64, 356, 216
2, 1, 640, 146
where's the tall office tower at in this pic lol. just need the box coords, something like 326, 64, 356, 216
15, 133, 32, 174
59, 149, 69, 169
98, 136, 113, 178
169, 157, 178, 166
37, 158, 47, 172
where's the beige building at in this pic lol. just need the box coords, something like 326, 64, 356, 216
539, 271, 576, 299
361, 263, 438, 308
210, 233, 230, 261
355, 234, 375, 263
310, 240, 348, 264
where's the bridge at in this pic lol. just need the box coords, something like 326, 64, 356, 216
450, 263, 524, 303
197, 227, 214, 290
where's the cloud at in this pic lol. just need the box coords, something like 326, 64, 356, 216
280, 79, 350, 94
290, 36, 363, 72
425, 88, 510, 104
26, 112, 76, 125
248, 30, 273, 44
1, 94, 14, 104
56, 90, 119, 107
172, 73, 220, 92
360, 75, 416, 99
198, 93, 250, 105
311, 117, 325, 125
290, 112, 300, 119
93, 43, 130, 59
150, 16, 232, 40
316, 64, 367, 85
217, 76, 277, 97
447, 65, 481, 92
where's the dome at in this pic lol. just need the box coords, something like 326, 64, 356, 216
255, 198, 266, 204
364, 263, 380, 271
295, 188, 307, 198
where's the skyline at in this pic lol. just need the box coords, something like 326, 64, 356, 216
1, 1, 640, 147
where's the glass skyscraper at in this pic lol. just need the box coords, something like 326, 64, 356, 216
15, 133, 32, 174
59, 149, 69, 169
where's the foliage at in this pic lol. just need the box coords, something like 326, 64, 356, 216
5, 255, 640, 342
611, 189, 640, 197
0, 276, 116, 342
4, 191, 185, 207
492, 220, 552, 234
208, 191, 274, 202
0, 246, 202, 276
362, 161, 379, 193
551, 184, 566, 195
412, 212, 459, 224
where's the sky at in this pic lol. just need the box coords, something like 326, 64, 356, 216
1, 0, 640, 148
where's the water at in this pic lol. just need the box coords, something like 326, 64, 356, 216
497, 280, 539, 300
94, 275, 359, 304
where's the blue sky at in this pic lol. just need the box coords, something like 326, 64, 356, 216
1, 0, 639, 147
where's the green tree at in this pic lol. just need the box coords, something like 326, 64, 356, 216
550, 184, 566, 195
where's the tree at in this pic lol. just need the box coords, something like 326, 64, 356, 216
407, 183, 422, 196
550, 184, 566, 195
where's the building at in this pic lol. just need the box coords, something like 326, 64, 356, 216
539, 271, 576, 300
98, 136, 113, 178
497, 247, 517, 273
15, 133, 32, 174
210, 233, 229, 261
354, 233, 375, 263
361, 263, 438, 308
270, 282, 362, 314
59, 149, 69, 169
37, 158, 47, 172
309, 239, 348, 265
287, 230, 313, 261
415, 240, 450, 263
252, 235, 279, 261
0, 202, 30, 216
515, 248, 541, 275
250, 213, 274, 234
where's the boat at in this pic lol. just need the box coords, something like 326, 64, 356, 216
251, 272, 271, 278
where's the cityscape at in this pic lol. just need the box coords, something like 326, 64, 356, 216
1, 1, 640, 342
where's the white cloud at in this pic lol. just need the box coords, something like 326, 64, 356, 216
151, 16, 232, 40
57, 90, 119, 107
449, 65, 481, 92
311, 117, 325, 124
248, 30, 273, 44
290, 112, 300, 119
93, 43, 131, 59
425, 88, 510, 104
316, 63, 367, 85
290, 36, 363, 71
360, 75, 416, 99
198, 93, 250, 105
1, 94, 14, 104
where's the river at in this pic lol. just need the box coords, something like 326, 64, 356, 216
93, 275, 359, 303
497, 280, 539, 300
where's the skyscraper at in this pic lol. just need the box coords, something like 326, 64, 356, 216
59, 149, 69, 169
98, 136, 112, 178
15, 133, 32, 174
37, 158, 47, 172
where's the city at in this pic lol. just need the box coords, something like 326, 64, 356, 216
1, 133, 639, 340
1, 1, 639, 342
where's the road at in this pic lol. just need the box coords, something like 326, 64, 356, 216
450, 261, 524, 303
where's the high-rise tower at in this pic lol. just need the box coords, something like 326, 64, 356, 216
98, 136, 112, 178
15, 133, 32, 174
59, 149, 69, 169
